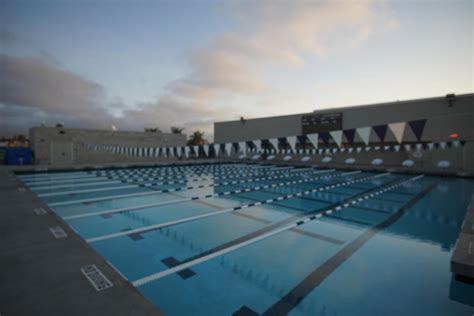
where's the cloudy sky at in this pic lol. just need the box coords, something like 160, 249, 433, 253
1, 0, 472, 140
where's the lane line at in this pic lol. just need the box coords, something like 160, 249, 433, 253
262, 175, 432, 315
37, 167, 317, 197
65, 170, 347, 221
49, 168, 331, 206
131, 173, 419, 287
85, 171, 368, 243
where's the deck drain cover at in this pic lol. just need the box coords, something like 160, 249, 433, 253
34, 208, 47, 215
81, 265, 113, 291
49, 226, 67, 239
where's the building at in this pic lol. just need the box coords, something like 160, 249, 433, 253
30, 126, 186, 166
214, 93, 474, 173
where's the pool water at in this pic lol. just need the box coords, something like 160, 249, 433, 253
18, 163, 474, 315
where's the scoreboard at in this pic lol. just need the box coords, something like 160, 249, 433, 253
302, 112, 342, 134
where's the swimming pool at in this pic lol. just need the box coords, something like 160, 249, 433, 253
18, 163, 474, 315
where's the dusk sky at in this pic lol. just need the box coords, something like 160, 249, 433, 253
1, 0, 472, 140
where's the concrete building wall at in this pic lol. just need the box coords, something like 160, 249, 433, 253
215, 93, 473, 143
214, 93, 474, 173
30, 127, 186, 166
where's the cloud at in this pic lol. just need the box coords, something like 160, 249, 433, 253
0, 54, 229, 139
163, 0, 398, 119
1, 1, 398, 139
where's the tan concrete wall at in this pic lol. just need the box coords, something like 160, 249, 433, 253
30, 127, 186, 166
214, 93, 474, 173
214, 93, 474, 143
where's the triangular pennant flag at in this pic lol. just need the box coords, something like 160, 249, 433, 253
427, 143, 434, 151
439, 141, 447, 150
213, 144, 220, 156
374, 146, 381, 151
343, 129, 356, 144
253, 140, 262, 152
384, 145, 391, 151
332, 148, 338, 153
356, 127, 371, 145
330, 130, 343, 147
340, 148, 346, 153
193, 146, 199, 155
319, 132, 331, 145
318, 149, 324, 155
408, 119, 427, 141
356, 147, 363, 153
203, 145, 209, 156
415, 143, 422, 151
404, 144, 412, 152
365, 146, 371, 152
238, 141, 246, 153
287, 136, 297, 152
184, 147, 190, 157
394, 145, 400, 152
306, 133, 318, 149
269, 138, 279, 150
225, 143, 232, 156
389, 122, 406, 144
177, 147, 182, 157
452, 140, 460, 148
373, 124, 388, 142
348, 147, 354, 153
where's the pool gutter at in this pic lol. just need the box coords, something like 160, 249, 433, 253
451, 193, 474, 281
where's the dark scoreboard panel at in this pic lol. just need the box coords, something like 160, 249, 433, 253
302, 112, 342, 134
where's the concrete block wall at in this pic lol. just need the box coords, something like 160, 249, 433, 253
30, 127, 186, 166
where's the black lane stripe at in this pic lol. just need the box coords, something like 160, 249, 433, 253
324, 214, 373, 226
350, 205, 392, 214
261, 180, 438, 316
372, 197, 405, 203
289, 228, 344, 245
236, 194, 310, 213
174, 176, 402, 267
257, 189, 332, 207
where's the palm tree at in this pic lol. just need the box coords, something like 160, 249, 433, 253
171, 126, 185, 134
187, 130, 207, 146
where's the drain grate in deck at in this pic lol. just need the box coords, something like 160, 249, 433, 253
49, 226, 67, 239
81, 265, 113, 291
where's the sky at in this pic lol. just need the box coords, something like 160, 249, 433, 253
1, 0, 473, 140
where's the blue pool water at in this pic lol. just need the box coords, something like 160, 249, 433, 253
18, 163, 474, 315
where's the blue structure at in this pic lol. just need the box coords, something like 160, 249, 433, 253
4, 148, 33, 165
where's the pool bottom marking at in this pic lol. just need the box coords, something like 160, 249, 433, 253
130, 173, 402, 287
161, 257, 196, 279
260, 178, 437, 316
65, 170, 347, 221
54, 168, 332, 207
85, 172, 368, 243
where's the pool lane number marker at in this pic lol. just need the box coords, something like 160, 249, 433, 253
49, 226, 67, 239
131, 174, 423, 287
34, 208, 47, 216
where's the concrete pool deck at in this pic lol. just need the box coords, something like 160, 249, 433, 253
0, 169, 163, 316
451, 193, 474, 281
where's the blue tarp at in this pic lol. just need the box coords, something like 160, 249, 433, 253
4, 148, 33, 165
